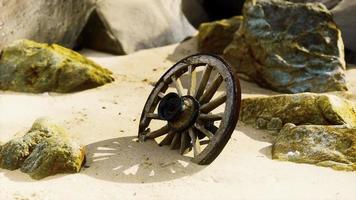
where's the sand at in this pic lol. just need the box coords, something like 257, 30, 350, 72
0, 38, 355, 200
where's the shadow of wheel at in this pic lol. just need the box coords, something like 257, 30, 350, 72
82, 136, 205, 183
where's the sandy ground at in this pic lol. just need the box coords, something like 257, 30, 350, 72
0, 38, 355, 200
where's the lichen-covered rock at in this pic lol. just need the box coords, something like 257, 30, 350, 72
223, 0, 347, 93
0, 39, 114, 93
273, 124, 356, 171
21, 136, 85, 180
0, 118, 62, 170
0, 118, 85, 179
198, 16, 242, 54
241, 93, 356, 128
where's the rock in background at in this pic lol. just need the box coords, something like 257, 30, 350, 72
223, 0, 347, 93
0, 0, 95, 49
80, 0, 196, 54
198, 16, 242, 54
0, 39, 114, 93
0, 118, 85, 179
241, 93, 356, 129
273, 124, 356, 171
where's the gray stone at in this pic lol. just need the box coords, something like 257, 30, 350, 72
273, 124, 356, 171
0, 0, 95, 49
331, 0, 356, 53
82, 0, 196, 54
0, 39, 114, 93
223, 0, 347, 93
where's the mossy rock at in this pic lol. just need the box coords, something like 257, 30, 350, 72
0, 118, 85, 179
273, 124, 356, 171
240, 93, 356, 128
21, 136, 85, 180
198, 16, 242, 54
0, 39, 114, 93
223, 0, 347, 93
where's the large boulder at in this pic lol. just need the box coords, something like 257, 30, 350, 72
223, 0, 347, 93
80, 0, 196, 54
0, 118, 85, 179
0, 0, 95, 49
198, 16, 242, 54
240, 93, 356, 129
273, 124, 356, 171
331, 0, 356, 53
0, 39, 114, 93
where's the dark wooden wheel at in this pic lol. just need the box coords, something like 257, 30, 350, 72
138, 54, 241, 165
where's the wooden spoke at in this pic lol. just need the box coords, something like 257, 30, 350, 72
180, 131, 191, 155
200, 140, 210, 145
170, 132, 181, 150
159, 131, 175, 146
195, 64, 213, 99
145, 125, 170, 139
200, 92, 227, 113
199, 74, 223, 104
158, 92, 165, 98
188, 65, 197, 96
146, 113, 163, 120
194, 123, 214, 139
188, 128, 201, 157
198, 113, 223, 121
171, 75, 184, 96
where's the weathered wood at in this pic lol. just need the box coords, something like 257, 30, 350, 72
171, 75, 184, 96
170, 132, 181, 149
188, 65, 197, 96
180, 131, 191, 155
200, 92, 226, 113
195, 64, 212, 99
195, 123, 214, 139
158, 92, 165, 98
159, 131, 175, 146
198, 113, 223, 121
146, 113, 162, 120
199, 74, 223, 104
188, 128, 201, 157
145, 124, 170, 139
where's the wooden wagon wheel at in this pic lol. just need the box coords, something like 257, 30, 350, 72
138, 54, 241, 165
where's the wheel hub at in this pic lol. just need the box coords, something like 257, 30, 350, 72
158, 93, 200, 132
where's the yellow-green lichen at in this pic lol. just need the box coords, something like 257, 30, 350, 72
0, 118, 85, 179
273, 124, 356, 171
0, 39, 114, 93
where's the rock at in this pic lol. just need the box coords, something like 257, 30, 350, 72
0, 118, 62, 170
286, 0, 342, 9
21, 136, 85, 180
80, 0, 196, 54
0, 0, 95, 49
331, 0, 356, 53
0, 39, 114, 93
240, 93, 356, 127
0, 118, 85, 179
267, 118, 283, 131
273, 124, 356, 171
223, 0, 347, 93
198, 16, 242, 54
182, 0, 209, 28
